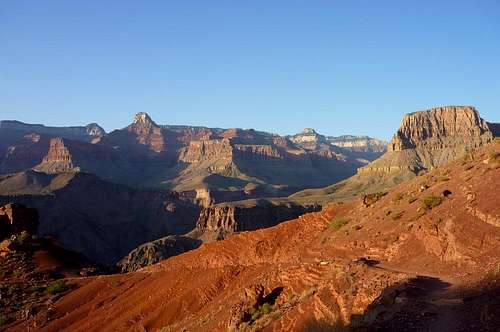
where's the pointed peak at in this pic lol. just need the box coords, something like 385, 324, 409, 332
133, 112, 157, 126
301, 128, 318, 134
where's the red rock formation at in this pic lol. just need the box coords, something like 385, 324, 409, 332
388, 106, 492, 152
126, 112, 166, 153
178, 139, 233, 163
233, 144, 284, 160
34, 138, 78, 173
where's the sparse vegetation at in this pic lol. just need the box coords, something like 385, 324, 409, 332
46, 280, 68, 295
391, 211, 404, 220
487, 152, 500, 168
408, 197, 418, 204
463, 148, 475, 162
250, 302, 273, 321
15, 231, 31, 245
0, 314, 12, 327
329, 218, 349, 230
421, 195, 443, 210
393, 192, 404, 202
353, 225, 362, 231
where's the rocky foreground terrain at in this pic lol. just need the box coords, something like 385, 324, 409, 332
5, 138, 499, 331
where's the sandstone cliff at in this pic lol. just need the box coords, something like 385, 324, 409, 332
118, 235, 202, 272
195, 200, 321, 237
291, 106, 496, 203
328, 135, 387, 153
34, 138, 79, 174
361, 106, 493, 173
178, 139, 233, 163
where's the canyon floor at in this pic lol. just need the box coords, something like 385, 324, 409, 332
4, 141, 499, 331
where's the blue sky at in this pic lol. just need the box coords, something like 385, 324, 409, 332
1, 1, 499, 139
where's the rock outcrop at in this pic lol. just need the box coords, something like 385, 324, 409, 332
34, 138, 79, 174
118, 235, 202, 272
0, 203, 39, 240
388, 106, 492, 152
362, 106, 494, 173
126, 112, 166, 153
195, 200, 321, 237
291, 106, 496, 203
288, 128, 328, 149
178, 139, 233, 163
328, 135, 387, 153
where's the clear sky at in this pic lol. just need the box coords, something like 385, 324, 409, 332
1, 1, 499, 139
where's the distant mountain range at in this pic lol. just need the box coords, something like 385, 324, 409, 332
1, 113, 386, 203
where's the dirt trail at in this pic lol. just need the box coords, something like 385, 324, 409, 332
367, 261, 466, 332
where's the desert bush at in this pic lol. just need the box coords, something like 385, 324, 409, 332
0, 314, 12, 327
353, 225, 362, 231
488, 152, 500, 167
46, 280, 68, 295
250, 302, 273, 321
391, 211, 404, 220
393, 193, 404, 202
408, 197, 417, 204
330, 218, 349, 230
421, 195, 443, 210
16, 231, 31, 245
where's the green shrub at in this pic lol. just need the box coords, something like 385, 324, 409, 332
421, 195, 443, 210
488, 152, 500, 167
329, 218, 349, 230
391, 211, 404, 220
408, 197, 417, 204
251, 302, 273, 321
16, 231, 31, 245
393, 193, 404, 202
46, 280, 68, 295
0, 314, 12, 327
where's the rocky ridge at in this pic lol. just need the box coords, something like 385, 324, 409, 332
292, 106, 497, 203
0, 121, 104, 144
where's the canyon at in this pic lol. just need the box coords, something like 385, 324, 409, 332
6, 138, 499, 331
0, 106, 498, 331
